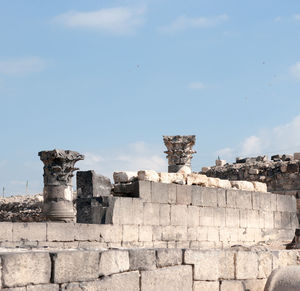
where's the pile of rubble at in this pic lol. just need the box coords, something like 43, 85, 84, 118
113, 170, 268, 192
0, 194, 45, 222
202, 153, 300, 193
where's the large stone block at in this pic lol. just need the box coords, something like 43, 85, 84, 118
259, 193, 272, 211
243, 279, 267, 291
138, 170, 160, 182
27, 284, 59, 291
77, 170, 111, 198
122, 225, 138, 242
99, 250, 129, 276
47, 222, 75, 242
52, 250, 99, 283
129, 249, 156, 270
277, 194, 296, 212
159, 204, 171, 226
156, 249, 182, 267
191, 186, 203, 206
1, 252, 51, 288
213, 207, 226, 227
74, 223, 101, 241
176, 185, 192, 205
138, 225, 152, 242
220, 280, 244, 291
141, 265, 192, 291
235, 251, 258, 279
199, 207, 214, 226
193, 281, 219, 291
12, 223, 46, 242
226, 208, 239, 227
144, 203, 160, 226
235, 191, 252, 209
0, 222, 12, 241
152, 182, 169, 203
187, 206, 199, 227
168, 183, 177, 204
99, 225, 122, 242
226, 189, 237, 208
247, 210, 260, 228
201, 188, 218, 207
217, 189, 226, 207
258, 252, 273, 279
171, 205, 187, 226
113, 171, 137, 183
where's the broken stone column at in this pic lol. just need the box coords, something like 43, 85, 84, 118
163, 135, 196, 174
38, 149, 84, 222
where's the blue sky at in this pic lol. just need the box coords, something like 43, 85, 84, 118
1, 0, 300, 195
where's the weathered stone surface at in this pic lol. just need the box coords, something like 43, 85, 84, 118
243, 279, 267, 291
99, 250, 129, 276
160, 172, 186, 184
176, 185, 192, 204
139, 225, 153, 242
12, 223, 46, 242
27, 284, 59, 291
129, 249, 156, 270
144, 203, 160, 226
141, 265, 192, 291
99, 225, 122, 242
47, 222, 75, 241
252, 181, 267, 192
171, 205, 187, 226
220, 280, 244, 291
123, 225, 139, 242
235, 251, 258, 279
156, 248, 182, 267
265, 265, 300, 291
152, 182, 169, 203
186, 173, 208, 186
193, 281, 219, 291
113, 171, 137, 183
1, 252, 51, 288
231, 181, 255, 191
52, 251, 99, 283
138, 170, 160, 182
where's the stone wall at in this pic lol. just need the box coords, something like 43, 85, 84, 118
1, 247, 300, 290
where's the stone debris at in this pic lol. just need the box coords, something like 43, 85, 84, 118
114, 170, 267, 192
0, 194, 44, 222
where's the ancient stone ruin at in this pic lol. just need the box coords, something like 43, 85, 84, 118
0, 136, 299, 290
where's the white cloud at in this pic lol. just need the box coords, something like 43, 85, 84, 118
292, 14, 300, 21
274, 16, 282, 22
0, 57, 47, 76
54, 6, 146, 35
159, 14, 228, 33
289, 61, 300, 80
216, 115, 300, 162
188, 82, 205, 90
78, 141, 167, 181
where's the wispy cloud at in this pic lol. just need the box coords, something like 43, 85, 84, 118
78, 141, 167, 180
159, 14, 228, 33
289, 61, 300, 80
0, 57, 47, 76
292, 14, 300, 21
216, 115, 300, 162
188, 81, 205, 90
54, 6, 146, 35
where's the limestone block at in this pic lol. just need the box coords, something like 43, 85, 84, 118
243, 279, 267, 291
187, 227, 197, 241
226, 208, 239, 227
265, 265, 300, 291
202, 187, 218, 207
191, 186, 204, 206
197, 226, 208, 241
270, 195, 277, 211
129, 249, 156, 270
258, 252, 273, 279
176, 185, 192, 204
152, 182, 169, 203
138, 181, 152, 202
193, 281, 219, 291
199, 207, 214, 226
249, 168, 259, 175
138, 170, 159, 182
291, 212, 299, 228
220, 280, 244, 291
47, 222, 75, 242
115, 197, 134, 225
252, 192, 260, 210
0, 222, 12, 241
152, 226, 162, 241
260, 193, 272, 211
99, 225, 122, 242
99, 250, 129, 276
74, 224, 100, 241
207, 227, 219, 241
252, 181, 267, 192
235, 251, 259, 279
12, 223, 46, 242
236, 191, 252, 209
218, 179, 232, 189
141, 265, 192, 291
139, 225, 153, 242
239, 210, 248, 228
52, 251, 99, 283
27, 284, 59, 291
217, 189, 226, 207
273, 250, 298, 268
226, 189, 237, 208
231, 181, 255, 191
187, 206, 199, 227
168, 183, 177, 203
277, 194, 296, 212
185, 250, 220, 280
3, 288, 26, 291
174, 226, 187, 241
113, 171, 137, 183
264, 211, 274, 229
281, 212, 291, 228
1, 252, 51, 288
132, 198, 144, 225
156, 249, 182, 267
171, 205, 188, 226
159, 204, 171, 226
160, 172, 186, 184
247, 210, 260, 228
122, 225, 138, 242
207, 177, 220, 188
219, 251, 235, 279
144, 203, 160, 226
186, 173, 208, 186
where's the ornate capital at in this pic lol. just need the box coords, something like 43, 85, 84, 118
39, 149, 84, 186
163, 135, 196, 173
